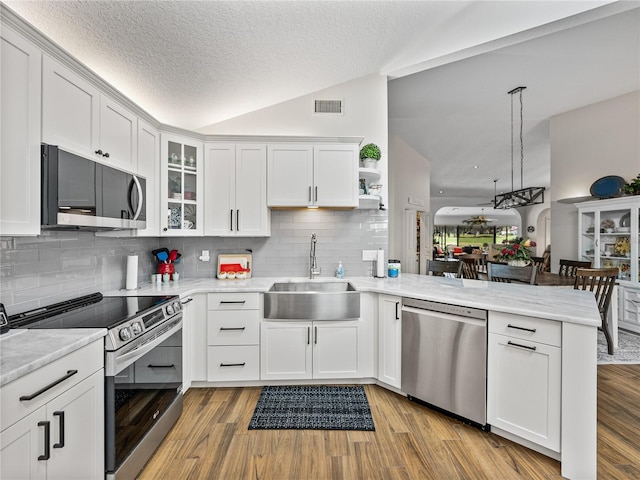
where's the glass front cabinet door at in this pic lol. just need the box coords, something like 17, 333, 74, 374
160, 133, 203, 236
577, 197, 639, 285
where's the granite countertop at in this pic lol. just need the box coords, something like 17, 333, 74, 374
105, 273, 601, 327
0, 328, 106, 387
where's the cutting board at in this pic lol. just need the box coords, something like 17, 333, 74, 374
217, 253, 252, 278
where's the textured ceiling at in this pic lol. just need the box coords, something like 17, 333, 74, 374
3, 0, 616, 131
3, 0, 637, 204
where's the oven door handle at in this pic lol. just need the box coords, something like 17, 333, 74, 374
107, 317, 182, 376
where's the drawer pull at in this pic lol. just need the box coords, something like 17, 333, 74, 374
38, 421, 50, 460
507, 340, 537, 351
220, 301, 246, 304
220, 362, 246, 367
507, 324, 537, 333
147, 364, 175, 369
220, 327, 246, 331
53, 411, 65, 448
20, 370, 78, 401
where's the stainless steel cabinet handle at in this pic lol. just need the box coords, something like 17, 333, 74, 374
220, 327, 246, 331
20, 370, 78, 401
38, 421, 50, 460
507, 324, 536, 333
53, 411, 65, 449
507, 340, 537, 351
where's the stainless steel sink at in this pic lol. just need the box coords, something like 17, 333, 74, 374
264, 281, 360, 320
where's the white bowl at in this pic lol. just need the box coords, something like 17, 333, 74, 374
217, 272, 227, 279
617, 227, 630, 233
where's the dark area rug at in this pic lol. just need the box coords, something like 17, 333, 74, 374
248, 385, 375, 431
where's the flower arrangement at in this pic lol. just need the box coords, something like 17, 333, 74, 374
623, 174, 640, 195
359, 143, 381, 161
495, 237, 536, 264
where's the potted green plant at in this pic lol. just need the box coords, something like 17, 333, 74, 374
359, 143, 381, 168
623, 174, 640, 195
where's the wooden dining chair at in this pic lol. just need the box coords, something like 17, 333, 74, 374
531, 256, 546, 273
487, 262, 537, 285
425, 259, 462, 278
558, 259, 592, 276
574, 267, 619, 355
460, 254, 486, 280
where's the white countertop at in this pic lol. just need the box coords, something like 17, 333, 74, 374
107, 273, 601, 327
0, 328, 106, 387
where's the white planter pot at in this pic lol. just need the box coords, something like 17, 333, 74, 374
362, 158, 378, 169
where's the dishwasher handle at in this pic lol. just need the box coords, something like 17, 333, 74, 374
401, 305, 486, 327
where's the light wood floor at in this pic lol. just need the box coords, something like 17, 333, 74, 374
139, 364, 640, 479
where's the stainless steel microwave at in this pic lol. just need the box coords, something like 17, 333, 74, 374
41, 144, 146, 230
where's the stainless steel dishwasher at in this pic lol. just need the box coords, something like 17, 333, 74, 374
401, 297, 488, 429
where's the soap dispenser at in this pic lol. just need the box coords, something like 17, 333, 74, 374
335, 261, 345, 279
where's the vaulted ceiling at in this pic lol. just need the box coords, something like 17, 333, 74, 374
4, 0, 639, 202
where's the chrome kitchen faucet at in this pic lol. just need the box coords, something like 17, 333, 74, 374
309, 233, 321, 279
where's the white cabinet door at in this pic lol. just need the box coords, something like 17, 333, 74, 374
160, 133, 204, 236
98, 95, 138, 172
313, 145, 359, 207
0, 407, 47, 480
0, 26, 41, 236
45, 370, 104, 480
487, 332, 561, 452
260, 321, 312, 380
378, 295, 402, 388
235, 144, 270, 236
42, 55, 100, 160
184, 294, 207, 385
267, 144, 313, 207
313, 321, 359, 379
204, 143, 235, 235
136, 120, 160, 236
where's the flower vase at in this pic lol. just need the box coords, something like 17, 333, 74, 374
362, 158, 378, 169
507, 259, 530, 267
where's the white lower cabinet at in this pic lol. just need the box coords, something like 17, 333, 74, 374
183, 294, 207, 387
0, 340, 104, 480
619, 285, 640, 333
487, 313, 561, 452
206, 293, 260, 382
261, 319, 364, 380
378, 295, 402, 388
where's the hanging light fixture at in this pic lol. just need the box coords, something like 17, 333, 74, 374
494, 86, 545, 209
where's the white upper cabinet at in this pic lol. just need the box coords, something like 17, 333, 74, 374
204, 143, 270, 236
42, 55, 137, 173
0, 25, 41, 236
135, 120, 160, 236
267, 143, 359, 208
160, 133, 203, 236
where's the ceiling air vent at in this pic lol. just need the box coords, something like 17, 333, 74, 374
313, 99, 343, 115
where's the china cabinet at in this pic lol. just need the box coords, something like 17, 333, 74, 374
577, 197, 640, 332
160, 133, 203, 236
0, 24, 41, 236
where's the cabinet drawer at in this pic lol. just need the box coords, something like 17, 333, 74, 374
1, 339, 103, 431
134, 346, 182, 383
489, 312, 561, 347
207, 346, 259, 381
207, 292, 259, 310
207, 310, 260, 345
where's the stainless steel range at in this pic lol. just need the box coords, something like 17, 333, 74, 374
8, 292, 184, 480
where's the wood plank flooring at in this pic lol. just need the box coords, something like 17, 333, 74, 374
139, 364, 640, 479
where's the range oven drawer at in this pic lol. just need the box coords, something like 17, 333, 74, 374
134, 346, 182, 383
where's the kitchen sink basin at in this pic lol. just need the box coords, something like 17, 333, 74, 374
264, 281, 360, 320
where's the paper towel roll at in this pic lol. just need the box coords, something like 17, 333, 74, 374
126, 255, 138, 290
376, 249, 385, 278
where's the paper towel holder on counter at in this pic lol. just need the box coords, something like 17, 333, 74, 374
373, 248, 385, 278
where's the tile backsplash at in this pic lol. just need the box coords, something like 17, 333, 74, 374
0, 209, 387, 314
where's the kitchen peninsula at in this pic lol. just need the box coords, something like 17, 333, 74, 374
107, 273, 599, 480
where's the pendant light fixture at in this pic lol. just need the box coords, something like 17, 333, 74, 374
494, 86, 545, 209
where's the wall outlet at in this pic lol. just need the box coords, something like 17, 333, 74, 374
362, 249, 378, 261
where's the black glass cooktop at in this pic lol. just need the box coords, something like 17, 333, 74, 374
8, 293, 176, 330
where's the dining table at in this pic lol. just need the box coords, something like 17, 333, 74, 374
534, 272, 577, 287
